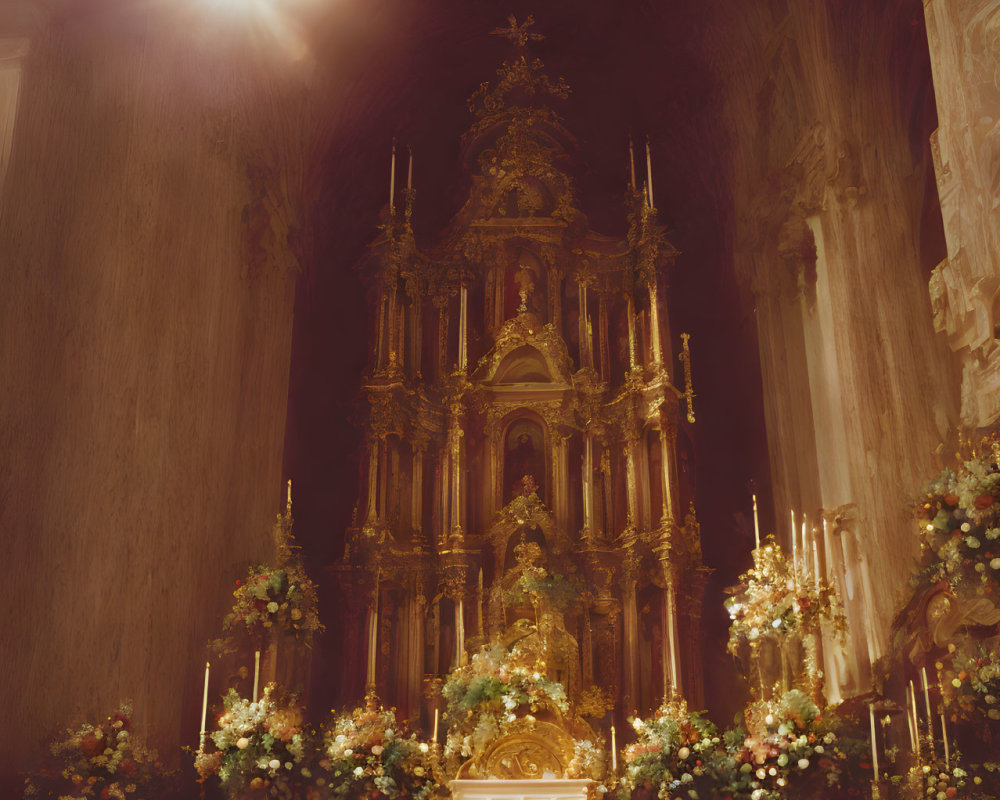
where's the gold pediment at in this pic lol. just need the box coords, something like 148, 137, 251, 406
456, 718, 576, 780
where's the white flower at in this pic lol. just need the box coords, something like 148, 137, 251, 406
418, 742, 429, 753
677, 747, 690, 760
267, 601, 279, 613
991, 558, 1000, 570
236, 737, 250, 750
335, 734, 347, 744
354, 766, 364, 776
268, 758, 280, 770
966, 536, 981, 549
798, 758, 810, 769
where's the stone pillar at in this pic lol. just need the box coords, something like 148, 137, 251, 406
658, 426, 673, 522
582, 434, 594, 535
578, 280, 593, 369
622, 575, 640, 712
598, 293, 610, 381
436, 298, 449, 379
624, 432, 639, 529
449, 411, 464, 537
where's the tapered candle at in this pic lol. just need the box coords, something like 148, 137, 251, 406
790, 510, 799, 583
921, 667, 935, 756
389, 140, 396, 213
200, 661, 210, 748
909, 680, 921, 759
752, 493, 760, 550
628, 136, 636, 191
645, 138, 654, 207
869, 703, 879, 781
802, 517, 809, 580
810, 526, 822, 589
407, 146, 413, 192
941, 713, 950, 768
611, 725, 617, 772
286, 479, 292, 509
252, 650, 260, 702
905, 683, 916, 753
432, 708, 439, 743
477, 568, 484, 635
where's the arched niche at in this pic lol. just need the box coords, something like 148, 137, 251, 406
502, 415, 547, 503
493, 344, 552, 384
504, 250, 547, 320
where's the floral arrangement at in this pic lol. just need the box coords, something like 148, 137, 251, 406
914, 449, 1000, 602
441, 643, 569, 767
725, 542, 846, 656
221, 562, 322, 647
508, 570, 584, 613
944, 644, 1000, 723
194, 684, 310, 798
898, 757, 1000, 800
617, 697, 726, 800
322, 698, 441, 800
24, 703, 176, 800
723, 691, 869, 800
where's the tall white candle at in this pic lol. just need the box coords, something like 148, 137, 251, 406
869, 703, 879, 781
909, 680, 921, 760
645, 138, 654, 207
941, 713, 950, 768
752, 493, 760, 550
252, 650, 260, 702
200, 661, 210, 748
477, 568, 484, 635
389, 140, 396, 212
802, 517, 809, 581
790, 510, 799, 583
611, 725, 617, 772
904, 683, 916, 753
432, 708, 439, 743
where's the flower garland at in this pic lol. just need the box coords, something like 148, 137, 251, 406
195, 684, 310, 798
24, 703, 176, 800
898, 755, 1000, 800
725, 543, 846, 655
617, 698, 725, 800
322, 699, 441, 800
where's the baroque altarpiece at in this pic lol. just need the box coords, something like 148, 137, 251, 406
330, 20, 707, 735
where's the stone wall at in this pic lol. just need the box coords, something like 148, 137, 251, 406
712, 0, 961, 696
0, 3, 305, 783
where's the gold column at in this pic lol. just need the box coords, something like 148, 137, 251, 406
406, 591, 425, 724
624, 434, 639, 528
578, 280, 593, 368
411, 447, 424, 536
648, 278, 663, 366
375, 289, 388, 371
410, 290, 422, 376
387, 282, 399, 368
458, 285, 468, 373
665, 582, 680, 695
622, 578, 640, 711
658, 426, 674, 522
449, 413, 463, 537
436, 300, 448, 379
598, 293, 610, 380
377, 438, 389, 521
582, 605, 594, 687
365, 438, 379, 523
440, 449, 450, 543
582, 434, 594, 534
626, 295, 638, 370
455, 597, 465, 668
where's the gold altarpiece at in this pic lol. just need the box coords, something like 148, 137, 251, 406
329, 19, 706, 741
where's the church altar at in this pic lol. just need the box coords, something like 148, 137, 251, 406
450, 779, 592, 800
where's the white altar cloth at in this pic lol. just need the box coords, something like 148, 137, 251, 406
449, 779, 592, 800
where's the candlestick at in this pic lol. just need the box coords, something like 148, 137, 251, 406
432, 708, 439, 744
407, 146, 413, 192
941, 713, 950, 768
200, 661, 210, 750
752, 493, 760, 550
253, 650, 260, 702
921, 667, 935, 757
286, 478, 292, 509
869, 703, 879, 781
611, 725, 617, 772
810, 526, 821, 590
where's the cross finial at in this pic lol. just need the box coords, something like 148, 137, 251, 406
491, 14, 543, 47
